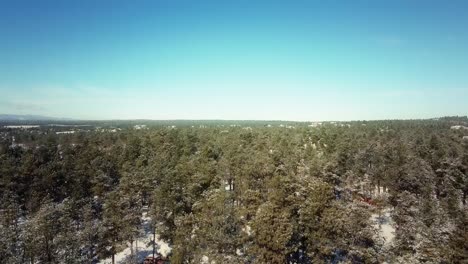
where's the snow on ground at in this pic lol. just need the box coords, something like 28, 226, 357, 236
450, 125, 468, 130
371, 208, 395, 245
242, 225, 252, 236
56, 131, 76, 134
4, 125, 40, 129
201, 255, 210, 264
98, 211, 171, 264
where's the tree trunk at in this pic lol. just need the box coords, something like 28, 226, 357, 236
152, 226, 156, 260
45, 235, 52, 262
88, 233, 94, 264
136, 239, 138, 256
112, 240, 116, 264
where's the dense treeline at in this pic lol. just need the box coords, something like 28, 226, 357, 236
1, 119, 467, 263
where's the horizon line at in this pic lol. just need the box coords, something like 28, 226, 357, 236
1, 113, 467, 123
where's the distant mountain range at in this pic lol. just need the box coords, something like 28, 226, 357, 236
0, 114, 71, 121
1, 114, 466, 123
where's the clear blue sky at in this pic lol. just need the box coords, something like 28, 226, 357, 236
0, 0, 467, 120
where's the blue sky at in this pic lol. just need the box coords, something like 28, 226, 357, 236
0, 0, 467, 120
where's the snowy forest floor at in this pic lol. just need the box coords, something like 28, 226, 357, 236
98, 210, 171, 264
370, 208, 395, 246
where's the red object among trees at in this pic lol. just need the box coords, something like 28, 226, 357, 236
143, 255, 167, 264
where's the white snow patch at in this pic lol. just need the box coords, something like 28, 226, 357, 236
56, 131, 75, 134
308, 122, 322, 127
372, 186, 388, 196
242, 225, 252, 236
224, 180, 232, 191
98, 211, 171, 264
4, 125, 39, 129
451, 125, 468, 130
371, 208, 395, 245
202, 255, 209, 263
